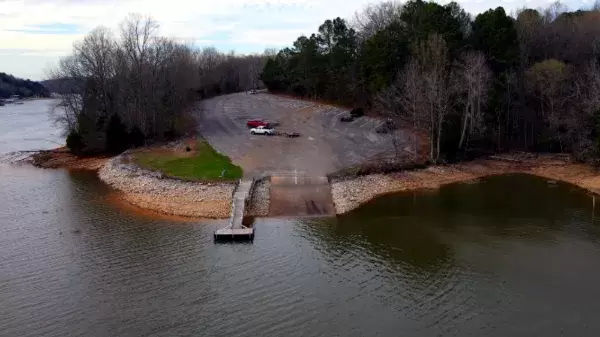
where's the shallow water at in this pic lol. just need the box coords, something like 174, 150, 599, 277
2, 102, 600, 336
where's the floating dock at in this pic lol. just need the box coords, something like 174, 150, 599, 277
214, 227, 254, 241
214, 179, 255, 242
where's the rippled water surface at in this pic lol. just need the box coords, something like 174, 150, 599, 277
2, 102, 600, 336
0, 99, 62, 154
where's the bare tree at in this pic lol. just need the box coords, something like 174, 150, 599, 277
526, 59, 571, 151
416, 34, 451, 163
50, 15, 207, 152
453, 51, 492, 150
498, 69, 517, 149
380, 59, 426, 161
575, 61, 600, 115
377, 58, 424, 161
378, 34, 452, 163
353, 1, 402, 40
569, 60, 600, 159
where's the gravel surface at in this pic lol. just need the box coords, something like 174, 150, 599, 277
195, 92, 414, 215
245, 177, 271, 216
196, 92, 406, 178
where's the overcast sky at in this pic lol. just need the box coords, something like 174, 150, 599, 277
0, 0, 595, 80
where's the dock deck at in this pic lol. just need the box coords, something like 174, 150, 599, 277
214, 179, 255, 242
214, 227, 255, 241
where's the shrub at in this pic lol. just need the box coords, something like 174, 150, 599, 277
66, 130, 84, 154
327, 160, 428, 180
105, 114, 129, 154
350, 107, 364, 118
129, 126, 145, 148
163, 129, 177, 141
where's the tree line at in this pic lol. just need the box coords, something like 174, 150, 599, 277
261, 0, 600, 163
53, 15, 267, 154
0, 72, 49, 99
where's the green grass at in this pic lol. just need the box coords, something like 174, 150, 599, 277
134, 141, 242, 182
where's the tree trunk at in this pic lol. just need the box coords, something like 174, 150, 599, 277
436, 114, 443, 163
458, 102, 470, 149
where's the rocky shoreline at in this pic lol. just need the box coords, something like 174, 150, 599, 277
246, 177, 271, 217
27, 146, 600, 219
24, 143, 271, 219
331, 153, 600, 214
99, 153, 236, 218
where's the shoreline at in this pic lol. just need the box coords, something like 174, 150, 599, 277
98, 152, 236, 219
29, 147, 111, 170
29, 147, 600, 219
331, 153, 600, 215
27, 144, 269, 219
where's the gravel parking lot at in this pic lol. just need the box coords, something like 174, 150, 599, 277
196, 92, 405, 178
196, 92, 408, 216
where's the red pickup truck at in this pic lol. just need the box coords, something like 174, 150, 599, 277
247, 120, 269, 128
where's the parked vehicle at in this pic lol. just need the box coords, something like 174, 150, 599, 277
247, 120, 269, 128
250, 126, 275, 135
340, 115, 354, 122
376, 118, 396, 134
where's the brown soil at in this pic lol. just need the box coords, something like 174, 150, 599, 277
30, 147, 111, 170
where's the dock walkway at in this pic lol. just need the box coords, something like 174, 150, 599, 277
214, 179, 255, 241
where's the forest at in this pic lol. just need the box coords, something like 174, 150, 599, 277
0, 72, 49, 99
54, 14, 267, 154
261, 0, 600, 163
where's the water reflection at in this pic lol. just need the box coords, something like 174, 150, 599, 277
296, 174, 600, 336
3, 159, 600, 336
0, 99, 63, 154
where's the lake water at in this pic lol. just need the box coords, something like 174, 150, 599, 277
2, 101, 600, 336
0, 99, 63, 154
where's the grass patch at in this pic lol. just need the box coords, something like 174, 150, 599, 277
134, 141, 242, 182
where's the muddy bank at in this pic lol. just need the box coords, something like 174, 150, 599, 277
331, 153, 600, 214
29, 147, 110, 170
99, 153, 235, 218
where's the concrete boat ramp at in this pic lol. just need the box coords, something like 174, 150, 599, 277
214, 179, 255, 242
214, 173, 336, 243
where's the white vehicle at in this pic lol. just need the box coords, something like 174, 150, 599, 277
250, 125, 275, 135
